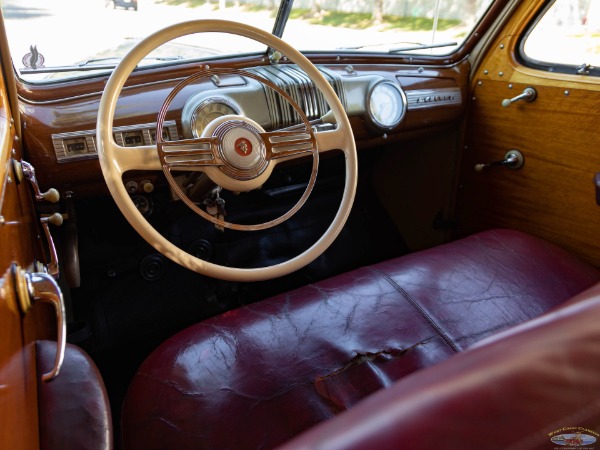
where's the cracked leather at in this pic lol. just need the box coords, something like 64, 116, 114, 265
277, 282, 600, 450
121, 229, 600, 450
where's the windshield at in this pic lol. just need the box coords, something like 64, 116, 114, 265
2, 0, 493, 83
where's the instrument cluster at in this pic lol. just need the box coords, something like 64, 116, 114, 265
180, 64, 415, 139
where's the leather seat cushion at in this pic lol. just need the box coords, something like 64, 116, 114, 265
277, 282, 600, 450
121, 229, 600, 450
37, 340, 112, 450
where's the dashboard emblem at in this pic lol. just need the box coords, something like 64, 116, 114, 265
234, 137, 253, 157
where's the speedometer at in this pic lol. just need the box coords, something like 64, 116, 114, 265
367, 81, 407, 130
191, 98, 241, 137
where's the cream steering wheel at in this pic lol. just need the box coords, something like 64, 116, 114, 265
96, 20, 357, 281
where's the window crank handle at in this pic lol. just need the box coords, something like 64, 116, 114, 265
475, 150, 525, 172
502, 87, 537, 107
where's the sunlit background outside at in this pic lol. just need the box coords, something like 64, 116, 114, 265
1, 0, 598, 82
525, 0, 600, 67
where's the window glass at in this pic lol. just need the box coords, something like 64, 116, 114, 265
2, 0, 493, 83
522, 0, 600, 70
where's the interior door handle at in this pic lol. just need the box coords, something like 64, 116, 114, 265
13, 265, 66, 382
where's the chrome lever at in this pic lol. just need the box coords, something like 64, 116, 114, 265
502, 87, 537, 107
13, 266, 66, 382
16, 160, 60, 203
40, 213, 64, 279
475, 150, 524, 172
13, 158, 64, 278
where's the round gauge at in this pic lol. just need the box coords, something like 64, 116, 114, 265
367, 81, 407, 130
191, 98, 241, 137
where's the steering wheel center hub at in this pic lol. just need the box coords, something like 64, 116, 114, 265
214, 119, 267, 179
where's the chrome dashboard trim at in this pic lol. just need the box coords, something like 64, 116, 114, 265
405, 87, 462, 110
51, 120, 178, 163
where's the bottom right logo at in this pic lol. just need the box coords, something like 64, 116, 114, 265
550, 428, 598, 448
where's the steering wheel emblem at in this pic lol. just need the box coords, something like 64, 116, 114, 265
234, 137, 252, 157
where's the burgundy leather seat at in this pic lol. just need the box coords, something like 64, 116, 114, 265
121, 229, 600, 450
37, 340, 112, 450
277, 283, 600, 450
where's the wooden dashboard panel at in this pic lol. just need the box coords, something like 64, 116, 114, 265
18, 61, 469, 197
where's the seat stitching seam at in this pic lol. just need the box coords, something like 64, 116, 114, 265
367, 266, 461, 353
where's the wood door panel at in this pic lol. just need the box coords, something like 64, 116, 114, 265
456, 79, 600, 266
0, 138, 42, 449
0, 274, 40, 450
0, 37, 54, 447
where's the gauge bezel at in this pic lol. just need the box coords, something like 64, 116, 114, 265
190, 96, 242, 138
366, 80, 407, 130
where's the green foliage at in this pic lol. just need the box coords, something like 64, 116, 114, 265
163, 0, 261, 6
160, 0, 461, 31
162, 0, 199, 6
292, 9, 459, 31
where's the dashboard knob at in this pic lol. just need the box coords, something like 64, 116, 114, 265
141, 180, 154, 193
41, 188, 60, 203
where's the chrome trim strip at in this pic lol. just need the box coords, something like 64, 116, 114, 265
51, 120, 178, 163
405, 87, 462, 110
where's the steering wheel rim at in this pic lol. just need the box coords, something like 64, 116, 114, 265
96, 19, 357, 282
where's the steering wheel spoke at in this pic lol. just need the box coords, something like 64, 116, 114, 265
315, 127, 348, 154
109, 143, 162, 173
263, 129, 316, 161
159, 137, 222, 171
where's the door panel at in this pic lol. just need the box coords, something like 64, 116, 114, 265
0, 50, 54, 450
456, 0, 600, 267
0, 93, 40, 449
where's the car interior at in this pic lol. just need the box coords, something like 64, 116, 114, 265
2, 0, 600, 448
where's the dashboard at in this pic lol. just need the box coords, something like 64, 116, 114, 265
22, 60, 468, 196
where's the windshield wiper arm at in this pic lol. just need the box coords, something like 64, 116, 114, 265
19, 56, 184, 75
337, 41, 420, 50
337, 41, 457, 52
79, 56, 183, 66
389, 41, 457, 53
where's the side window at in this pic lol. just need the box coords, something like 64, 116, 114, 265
520, 0, 599, 75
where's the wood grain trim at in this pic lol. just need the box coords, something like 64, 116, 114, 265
0, 64, 42, 450
472, 0, 600, 91
456, 80, 600, 267
21, 62, 470, 196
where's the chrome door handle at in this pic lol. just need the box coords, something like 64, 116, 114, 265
14, 266, 66, 382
